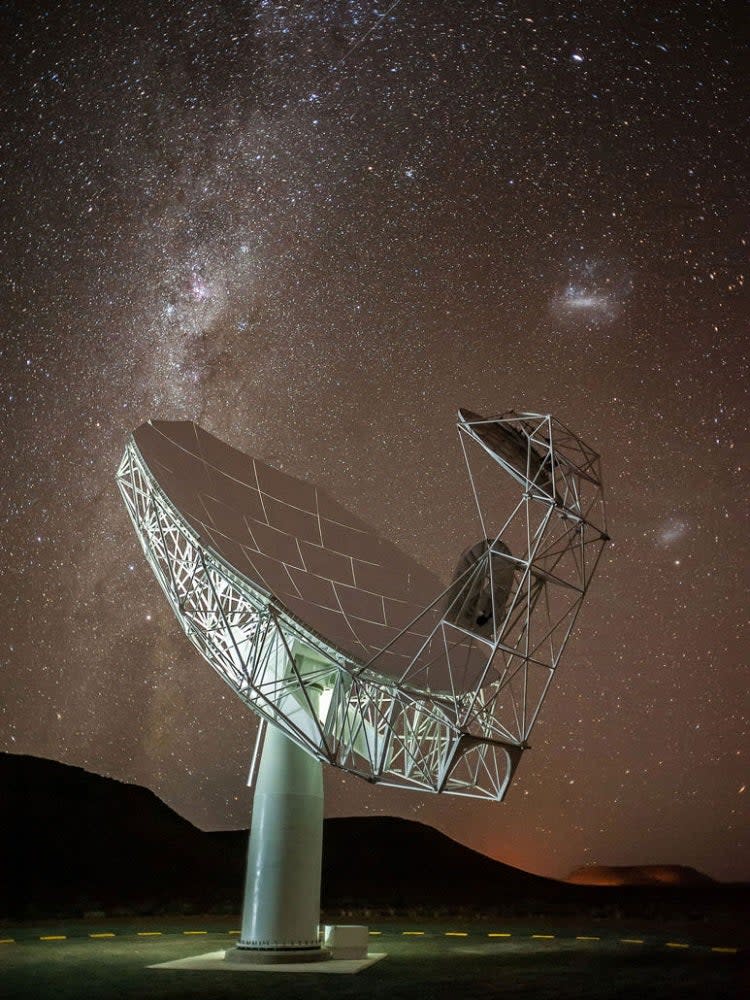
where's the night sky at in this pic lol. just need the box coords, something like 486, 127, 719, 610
3, 2, 747, 882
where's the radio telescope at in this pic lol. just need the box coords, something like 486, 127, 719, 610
117, 409, 608, 962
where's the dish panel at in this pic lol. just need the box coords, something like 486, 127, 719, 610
132, 420, 458, 682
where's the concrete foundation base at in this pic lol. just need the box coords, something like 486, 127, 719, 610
226, 945, 329, 964
149, 950, 387, 975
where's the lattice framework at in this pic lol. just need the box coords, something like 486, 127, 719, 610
117, 410, 608, 800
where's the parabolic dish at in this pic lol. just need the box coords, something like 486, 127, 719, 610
117, 411, 608, 799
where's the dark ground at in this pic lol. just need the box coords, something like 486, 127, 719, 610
0, 917, 745, 1000
2, 754, 746, 997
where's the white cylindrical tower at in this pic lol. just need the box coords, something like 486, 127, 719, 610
227, 715, 326, 962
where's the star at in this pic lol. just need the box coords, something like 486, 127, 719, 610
189, 273, 210, 303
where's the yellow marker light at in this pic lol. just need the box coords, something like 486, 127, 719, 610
488, 933, 511, 938
368, 931, 382, 936
576, 936, 600, 941
445, 932, 468, 937
228, 930, 241, 936
666, 942, 689, 949
711, 947, 738, 954
89, 933, 116, 939
40, 935, 66, 941
0, 938, 15, 944
532, 934, 555, 940
183, 931, 208, 936
137, 931, 162, 937
621, 938, 644, 944
402, 931, 425, 936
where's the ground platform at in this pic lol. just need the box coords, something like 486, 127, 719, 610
151, 948, 386, 974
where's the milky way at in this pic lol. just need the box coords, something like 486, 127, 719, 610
2, 2, 747, 880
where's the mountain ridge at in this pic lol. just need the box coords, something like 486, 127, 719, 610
568, 864, 715, 887
1, 752, 740, 922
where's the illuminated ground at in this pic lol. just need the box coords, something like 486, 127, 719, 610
1, 917, 744, 999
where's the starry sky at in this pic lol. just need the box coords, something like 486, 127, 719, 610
2, 1, 747, 882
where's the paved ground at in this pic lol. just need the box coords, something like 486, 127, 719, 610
1, 916, 745, 999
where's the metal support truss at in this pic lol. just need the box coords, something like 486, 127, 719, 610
117, 410, 608, 801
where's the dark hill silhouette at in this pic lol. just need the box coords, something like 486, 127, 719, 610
320, 815, 556, 909
0, 752, 559, 918
1, 752, 223, 917
1, 753, 744, 924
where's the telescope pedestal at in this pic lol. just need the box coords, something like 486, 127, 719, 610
227, 719, 328, 964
